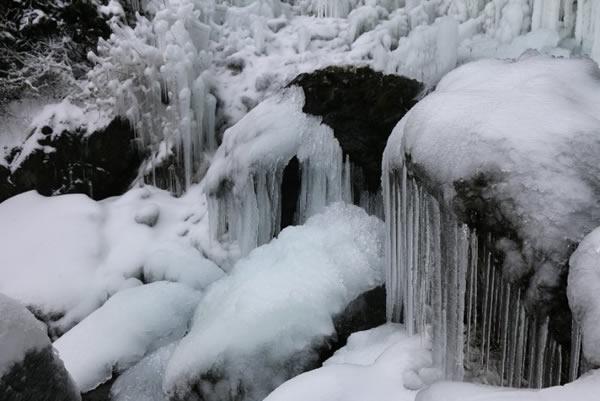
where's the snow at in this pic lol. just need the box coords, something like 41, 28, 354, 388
568, 227, 600, 366
0, 185, 224, 334
0, 293, 49, 378
264, 324, 432, 401
53, 282, 201, 392
384, 54, 600, 305
164, 203, 384, 400
416, 369, 600, 401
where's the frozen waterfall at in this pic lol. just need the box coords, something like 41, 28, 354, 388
383, 165, 585, 386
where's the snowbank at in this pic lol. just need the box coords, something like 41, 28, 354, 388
384, 54, 600, 309
0, 185, 224, 335
164, 203, 384, 401
264, 324, 432, 401
416, 369, 600, 401
54, 282, 201, 392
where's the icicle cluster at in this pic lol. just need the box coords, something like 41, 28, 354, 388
383, 164, 585, 386
86, 0, 218, 193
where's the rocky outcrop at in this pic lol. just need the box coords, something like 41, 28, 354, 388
290, 66, 423, 194
1, 118, 143, 202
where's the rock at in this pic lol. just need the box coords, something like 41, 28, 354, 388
2, 117, 143, 202
0, 293, 80, 401
290, 66, 423, 194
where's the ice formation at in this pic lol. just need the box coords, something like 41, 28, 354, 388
164, 203, 384, 401
86, 0, 218, 192
0, 185, 223, 335
383, 54, 600, 385
77, 0, 600, 196
204, 87, 354, 257
53, 282, 201, 392
264, 323, 432, 401
568, 227, 600, 367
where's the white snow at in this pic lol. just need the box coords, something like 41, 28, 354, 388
0, 185, 224, 334
384, 54, 600, 303
0, 293, 49, 378
568, 227, 600, 366
416, 369, 600, 401
264, 324, 432, 401
53, 282, 201, 392
164, 203, 384, 400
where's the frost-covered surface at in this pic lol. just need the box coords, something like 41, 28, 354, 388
164, 203, 384, 400
0, 293, 49, 378
264, 324, 432, 401
568, 227, 600, 366
416, 369, 600, 401
0, 185, 224, 335
384, 54, 600, 308
54, 282, 201, 392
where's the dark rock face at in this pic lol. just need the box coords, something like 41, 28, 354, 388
290, 66, 423, 194
2, 118, 143, 202
0, 346, 81, 401
171, 286, 386, 401
280, 156, 301, 230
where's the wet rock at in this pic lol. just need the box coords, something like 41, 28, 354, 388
290, 66, 423, 194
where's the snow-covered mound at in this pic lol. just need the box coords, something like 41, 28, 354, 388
384, 54, 600, 314
0, 293, 80, 401
164, 203, 384, 401
264, 324, 432, 401
416, 369, 600, 401
568, 227, 600, 366
0, 185, 224, 336
54, 282, 201, 392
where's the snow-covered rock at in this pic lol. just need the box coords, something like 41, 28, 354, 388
383, 54, 600, 332
164, 203, 385, 401
53, 282, 202, 393
264, 324, 432, 401
568, 227, 600, 366
0, 185, 224, 336
0, 293, 80, 401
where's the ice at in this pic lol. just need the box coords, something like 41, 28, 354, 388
0, 293, 49, 377
416, 369, 600, 401
383, 54, 600, 383
264, 324, 432, 401
110, 343, 177, 401
53, 282, 202, 392
0, 185, 223, 335
568, 227, 600, 366
204, 87, 349, 258
164, 203, 384, 400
